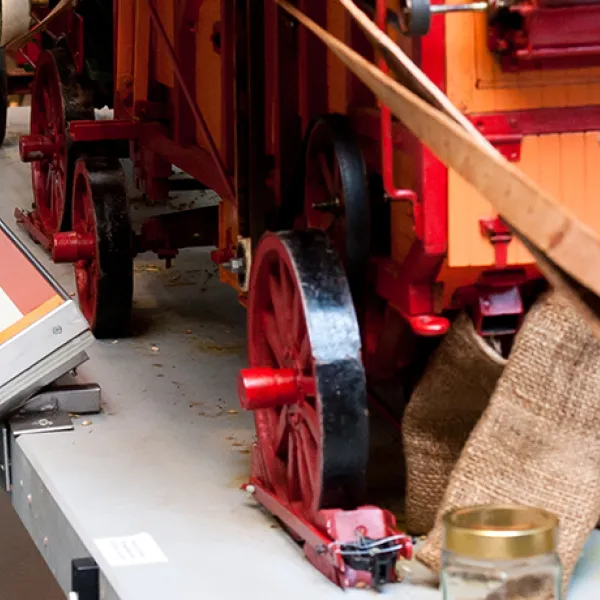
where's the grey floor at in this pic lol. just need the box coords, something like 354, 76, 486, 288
1, 108, 598, 599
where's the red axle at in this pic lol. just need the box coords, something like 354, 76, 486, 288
19, 134, 58, 163
52, 232, 96, 263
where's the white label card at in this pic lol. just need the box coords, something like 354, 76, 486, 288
94, 532, 168, 567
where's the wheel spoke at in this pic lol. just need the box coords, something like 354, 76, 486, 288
295, 427, 315, 506
318, 152, 336, 198
273, 406, 290, 456
279, 261, 294, 317
297, 332, 311, 371
269, 269, 289, 340
286, 431, 299, 501
298, 423, 318, 496
262, 312, 286, 365
291, 289, 302, 341
333, 161, 343, 200
299, 402, 320, 443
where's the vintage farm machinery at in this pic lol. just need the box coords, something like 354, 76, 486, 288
6, 0, 600, 590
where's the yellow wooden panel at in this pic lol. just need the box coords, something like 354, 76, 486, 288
560, 134, 587, 222
448, 132, 600, 267
444, 13, 475, 112
445, 7, 600, 113
447, 170, 492, 267
585, 132, 600, 237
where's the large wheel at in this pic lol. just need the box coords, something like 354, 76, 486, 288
299, 115, 371, 304
241, 231, 369, 513
0, 49, 7, 146
26, 49, 94, 236
70, 157, 133, 338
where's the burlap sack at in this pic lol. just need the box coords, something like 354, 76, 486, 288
403, 312, 506, 535
418, 291, 600, 596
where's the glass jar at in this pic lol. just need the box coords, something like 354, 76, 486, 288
441, 505, 562, 600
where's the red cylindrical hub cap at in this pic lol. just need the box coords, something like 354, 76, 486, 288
52, 232, 96, 263
238, 368, 300, 411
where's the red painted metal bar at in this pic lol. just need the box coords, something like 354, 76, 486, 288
470, 105, 600, 136
249, 482, 336, 557
414, 0, 449, 256
145, 0, 235, 205
13, 208, 52, 251
68, 120, 139, 142
376, 0, 417, 203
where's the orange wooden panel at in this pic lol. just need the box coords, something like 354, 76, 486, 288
445, 8, 600, 112
502, 142, 543, 265
444, 12, 475, 112
195, 1, 222, 152
115, 0, 135, 116
560, 134, 587, 222
585, 132, 600, 237
448, 132, 600, 267
153, 1, 175, 88
133, 0, 151, 106
447, 171, 495, 267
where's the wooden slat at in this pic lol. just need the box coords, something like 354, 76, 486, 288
585, 132, 600, 237
133, 0, 151, 107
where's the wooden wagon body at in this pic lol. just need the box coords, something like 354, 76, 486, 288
10, 0, 600, 589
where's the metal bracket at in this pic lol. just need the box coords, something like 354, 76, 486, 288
469, 115, 523, 162
480, 216, 513, 269
0, 381, 101, 492
21, 383, 101, 415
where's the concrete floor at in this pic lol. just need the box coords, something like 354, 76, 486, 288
1, 107, 598, 599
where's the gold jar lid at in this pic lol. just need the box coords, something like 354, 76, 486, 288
443, 505, 559, 560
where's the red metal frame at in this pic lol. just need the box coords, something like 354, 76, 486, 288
489, 1, 600, 71
246, 480, 412, 589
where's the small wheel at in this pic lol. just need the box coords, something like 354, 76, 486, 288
299, 114, 370, 303
71, 157, 133, 338
27, 49, 94, 236
399, 0, 432, 36
0, 49, 7, 146
244, 231, 369, 513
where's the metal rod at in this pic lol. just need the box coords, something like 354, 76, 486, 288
145, 0, 236, 205
430, 2, 488, 12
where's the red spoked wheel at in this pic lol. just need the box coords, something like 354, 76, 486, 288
21, 48, 94, 236
300, 114, 370, 303
68, 157, 133, 338
239, 231, 369, 514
